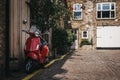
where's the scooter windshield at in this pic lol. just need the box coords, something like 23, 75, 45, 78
29, 25, 41, 34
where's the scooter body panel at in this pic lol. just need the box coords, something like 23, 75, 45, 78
23, 29, 49, 73
27, 52, 38, 60
25, 37, 40, 51
40, 45, 49, 60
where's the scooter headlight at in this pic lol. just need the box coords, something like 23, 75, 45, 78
35, 31, 39, 37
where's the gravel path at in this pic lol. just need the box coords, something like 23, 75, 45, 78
31, 50, 120, 80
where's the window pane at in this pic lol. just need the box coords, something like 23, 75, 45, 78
97, 4, 101, 10
73, 4, 81, 11
111, 11, 115, 18
97, 3, 115, 19
102, 11, 110, 18
83, 31, 87, 37
74, 12, 82, 19
75, 5, 81, 10
103, 4, 110, 10
111, 3, 114, 10
97, 11, 101, 18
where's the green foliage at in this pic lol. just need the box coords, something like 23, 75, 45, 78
52, 27, 74, 54
80, 39, 92, 47
66, 29, 75, 46
28, 0, 71, 31
28, 0, 72, 54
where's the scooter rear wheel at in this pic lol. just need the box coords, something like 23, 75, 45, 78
25, 58, 37, 74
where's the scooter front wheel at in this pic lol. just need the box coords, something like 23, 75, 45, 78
25, 58, 36, 74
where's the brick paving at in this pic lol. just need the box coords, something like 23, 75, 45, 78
2, 50, 120, 80
31, 50, 120, 80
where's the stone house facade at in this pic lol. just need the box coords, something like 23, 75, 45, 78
67, 0, 120, 50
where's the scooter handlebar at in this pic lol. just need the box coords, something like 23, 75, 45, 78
22, 30, 29, 33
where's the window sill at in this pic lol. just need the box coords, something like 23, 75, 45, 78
72, 19, 83, 21
96, 18, 116, 20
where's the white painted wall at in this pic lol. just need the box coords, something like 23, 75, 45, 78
71, 30, 78, 49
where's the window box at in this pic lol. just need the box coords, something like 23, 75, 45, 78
80, 39, 92, 47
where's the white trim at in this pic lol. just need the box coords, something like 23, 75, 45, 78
96, 2, 116, 19
82, 31, 88, 39
73, 3, 82, 20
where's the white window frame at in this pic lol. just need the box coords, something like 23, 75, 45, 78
73, 3, 82, 20
82, 31, 88, 39
96, 2, 116, 19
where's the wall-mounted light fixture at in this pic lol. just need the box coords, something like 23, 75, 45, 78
25, 0, 31, 5
68, 20, 71, 24
115, 18, 119, 22
23, 19, 27, 24
81, 4, 85, 10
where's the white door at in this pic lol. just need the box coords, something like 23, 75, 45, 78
97, 26, 120, 48
71, 30, 78, 49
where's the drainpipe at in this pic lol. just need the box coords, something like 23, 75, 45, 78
5, 0, 10, 76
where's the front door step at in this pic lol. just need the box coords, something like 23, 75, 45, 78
80, 45, 93, 50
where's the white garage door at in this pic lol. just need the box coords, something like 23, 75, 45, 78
97, 26, 120, 48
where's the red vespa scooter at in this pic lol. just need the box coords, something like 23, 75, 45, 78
22, 30, 49, 73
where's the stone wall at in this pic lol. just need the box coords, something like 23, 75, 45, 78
67, 0, 96, 49
67, 0, 120, 49
96, 1, 120, 26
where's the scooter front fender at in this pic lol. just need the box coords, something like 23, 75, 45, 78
27, 52, 38, 60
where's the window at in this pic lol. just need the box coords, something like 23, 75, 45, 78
96, 2, 116, 19
73, 3, 82, 20
82, 31, 88, 39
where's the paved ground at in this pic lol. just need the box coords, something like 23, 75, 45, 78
31, 50, 120, 80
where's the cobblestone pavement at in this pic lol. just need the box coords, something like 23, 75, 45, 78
31, 50, 120, 80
